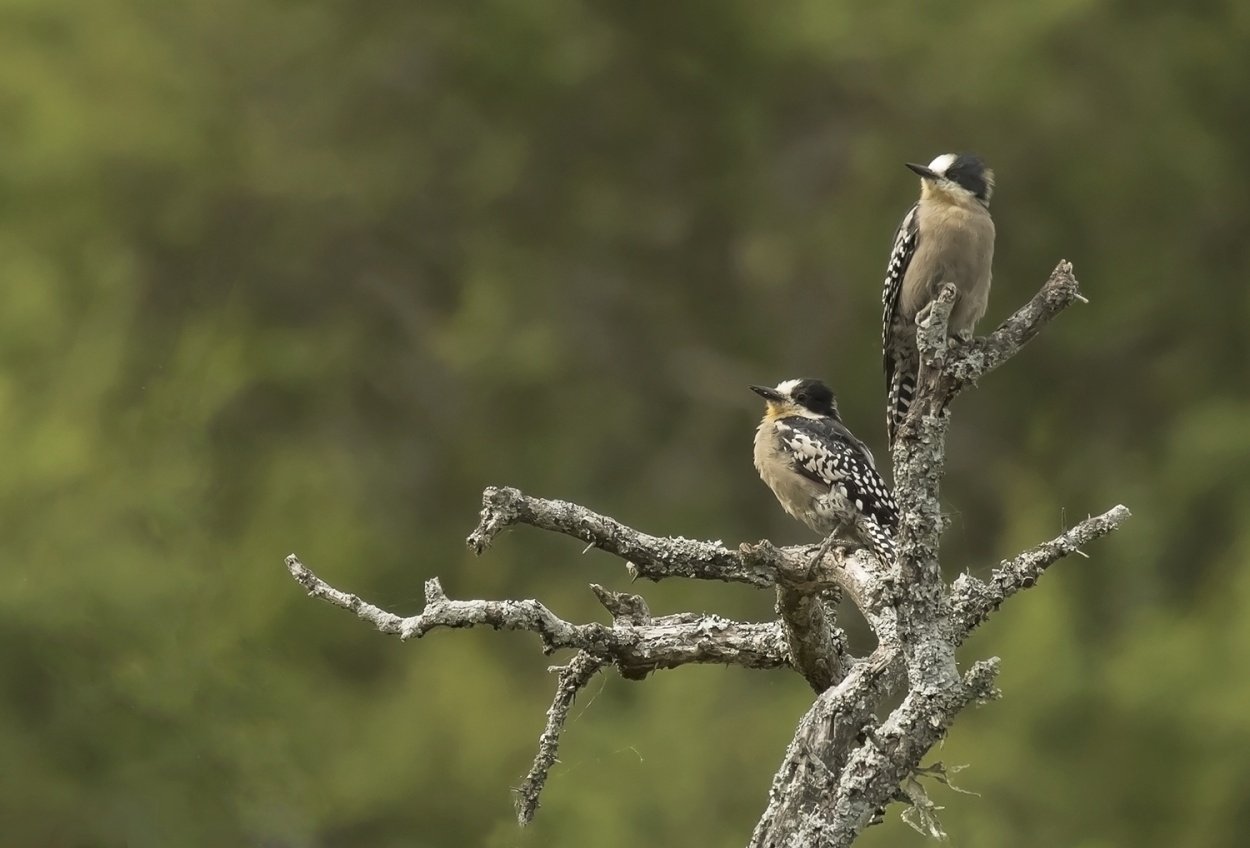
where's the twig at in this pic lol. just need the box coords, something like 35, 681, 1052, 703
286, 554, 410, 636
515, 652, 605, 825
820, 659, 1001, 846
287, 553, 792, 818
946, 260, 1084, 386
950, 504, 1132, 641
288, 554, 616, 650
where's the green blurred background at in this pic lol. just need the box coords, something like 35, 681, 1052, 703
3, 0, 1249, 845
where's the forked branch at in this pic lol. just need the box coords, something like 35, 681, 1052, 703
286, 259, 1129, 846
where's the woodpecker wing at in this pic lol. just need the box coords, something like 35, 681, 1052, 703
775, 416, 899, 532
882, 203, 919, 390
882, 203, 920, 444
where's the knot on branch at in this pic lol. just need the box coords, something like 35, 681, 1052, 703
467, 485, 525, 553
590, 583, 651, 625
423, 577, 447, 604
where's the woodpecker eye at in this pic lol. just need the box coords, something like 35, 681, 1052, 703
794, 392, 808, 403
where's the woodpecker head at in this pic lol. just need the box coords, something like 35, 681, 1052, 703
750, 378, 838, 420
907, 153, 994, 206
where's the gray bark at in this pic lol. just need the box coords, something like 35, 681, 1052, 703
287, 259, 1130, 844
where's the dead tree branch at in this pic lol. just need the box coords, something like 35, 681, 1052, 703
286, 259, 1130, 845
287, 554, 790, 674
467, 485, 781, 587
516, 652, 605, 824
951, 504, 1131, 642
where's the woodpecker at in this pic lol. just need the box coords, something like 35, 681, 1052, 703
882, 152, 996, 445
751, 379, 899, 559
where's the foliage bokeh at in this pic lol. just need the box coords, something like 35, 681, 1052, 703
3, 0, 1248, 845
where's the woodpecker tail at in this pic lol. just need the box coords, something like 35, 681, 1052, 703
886, 364, 917, 446
862, 517, 897, 563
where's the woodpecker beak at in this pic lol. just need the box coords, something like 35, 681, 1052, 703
906, 162, 940, 180
750, 385, 785, 403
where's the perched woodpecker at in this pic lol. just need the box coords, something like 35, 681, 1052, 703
751, 379, 899, 559
882, 152, 996, 445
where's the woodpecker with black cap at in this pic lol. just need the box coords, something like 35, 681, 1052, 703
882, 153, 996, 445
750, 379, 898, 560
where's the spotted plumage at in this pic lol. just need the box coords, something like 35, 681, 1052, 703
751, 379, 898, 560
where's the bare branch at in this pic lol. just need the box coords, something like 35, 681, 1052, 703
465, 484, 876, 695
775, 583, 847, 693
768, 538, 855, 693
467, 486, 781, 587
516, 652, 605, 825
950, 504, 1132, 641
750, 499, 1128, 846
915, 283, 959, 368
892, 285, 962, 701
286, 553, 410, 636
286, 554, 790, 673
289, 257, 1128, 845
288, 553, 612, 649
751, 262, 1123, 846
287, 553, 794, 820
749, 650, 897, 848
900, 262, 1084, 440
895, 282, 959, 444
895, 283, 960, 599
946, 260, 1083, 386
820, 658, 1001, 846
